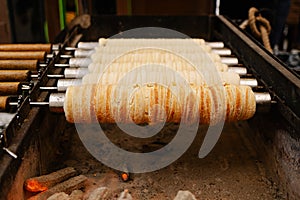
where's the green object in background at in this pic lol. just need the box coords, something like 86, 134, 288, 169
58, 0, 66, 30
44, 21, 49, 43
127, 0, 132, 15
75, 0, 79, 15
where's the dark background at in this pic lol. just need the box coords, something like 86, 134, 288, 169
0, 0, 298, 49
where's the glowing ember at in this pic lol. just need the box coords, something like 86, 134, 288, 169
121, 173, 129, 182
24, 180, 48, 193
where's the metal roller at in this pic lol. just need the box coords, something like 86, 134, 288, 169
40, 77, 257, 92
254, 92, 273, 113
77, 42, 98, 49
64, 68, 89, 78
53, 58, 92, 68
40, 79, 82, 91
220, 57, 239, 65
69, 58, 91, 68
46, 54, 73, 59
62, 49, 236, 60
211, 48, 231, 56
205, 42, 224, 48
74, 49, 95, 58
55, 56, 239, 69
8, 93, 66, 113
51, 44, 61, 51
10, 92, 272, 114
75, 41, 226, 50
46, 68, 89, 79
47, 50, 92, 59
255, 92, 272, 104
57, 79, 82, 91
72, 48, 232, 57
240, 78, 258, 88
49, 93, 65, 113
227, 67, 247, 76
8, 93, 64, 114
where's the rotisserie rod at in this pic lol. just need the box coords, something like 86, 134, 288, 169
0, 60, 39, 71
39, 77, 258, 93
9, 84, 273, 123
0, 82, 22, 95
74, 40, 226, 50
63, 84, 256, 124
0, 70, 31, 82
0, 51, 46, 61
0, 44, 53, 53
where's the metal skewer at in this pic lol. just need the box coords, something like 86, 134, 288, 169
37, 77, 259, 93
8, 92, 275, 114
39, 79, 82, 91
70, 41, 226, 50
31, 68, 89, 79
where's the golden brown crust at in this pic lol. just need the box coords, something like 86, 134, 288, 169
0, 96, 9, 111
82, 71, 239, 87
65, 38, 256, 124
0, 70, 30, 82
64, 85, 74, 123
0, 44, 52, 53
64, 84, 256, 124
0, 60, 38, 70
0, 82, 20, 95
0, 51, 46, 61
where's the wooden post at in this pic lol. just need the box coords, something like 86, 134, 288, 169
117, 0, 131, 15
0, 0, 12, 43
77, 0, 93, 15
117, 0, 214, 15
44, 0, 61, 43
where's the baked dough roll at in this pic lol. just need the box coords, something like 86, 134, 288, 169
81, 71, 240, 86
88, 61, 228, 73
91, 48, 217, 64
64, 84, 256, 124
97, 38, 212, 53
89, 60, 225, 75
64, 83, 97, 123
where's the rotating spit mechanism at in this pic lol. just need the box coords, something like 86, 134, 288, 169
32, 36, 275, 174
1, 36, 276, 171
0, 123, 17, 159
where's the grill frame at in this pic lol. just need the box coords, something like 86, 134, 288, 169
79, 15, 300, 135
214, 16, 300, 136
0, 14, 300, 199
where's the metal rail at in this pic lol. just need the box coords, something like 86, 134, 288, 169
214, 15, 300, 135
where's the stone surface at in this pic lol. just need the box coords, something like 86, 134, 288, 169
69, 189, 84, 200
87, 187, 109, 200
47, 192, 70, 200
118, 189, 133, 200
173, 190, 197, 200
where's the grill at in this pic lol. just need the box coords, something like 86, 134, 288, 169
0, 15, 299, 199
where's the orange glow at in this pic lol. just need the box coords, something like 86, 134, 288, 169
24, 180, 48, 192
121, 173, 129, 182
